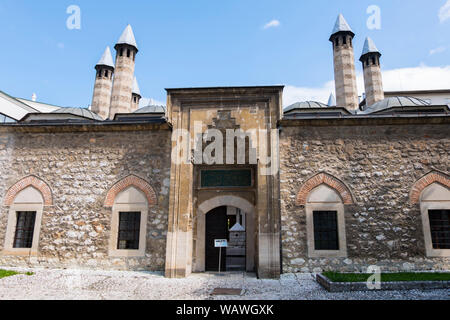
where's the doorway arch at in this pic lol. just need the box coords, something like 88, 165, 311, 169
195, 196, 255, 272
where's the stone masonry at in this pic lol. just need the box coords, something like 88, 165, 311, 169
0, 126, 171, 271
91, 66, 114, 120
331, 34, 359, 111
280, 121, 450, 274
362, 56, 384, 107
109, 45, 137, 119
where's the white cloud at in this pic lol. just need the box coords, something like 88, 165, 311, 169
439, 0, 450, 23
284, 82, 335, 107
284, 65, 450, 107
379, 64, 450, 91
263, 20, 280, 30
429, 46, 446, 55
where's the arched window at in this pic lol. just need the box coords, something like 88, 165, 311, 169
419, 183, 450, 257
3, 186, 44, 255
105, 175, 156, 257
305, 185, 348, 258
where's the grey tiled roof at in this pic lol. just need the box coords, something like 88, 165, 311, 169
0, 113, 16, 123
360, 96, 431, 114
134, 105, 166, 114
52, 107, 103, 120
284, 101, 330, 113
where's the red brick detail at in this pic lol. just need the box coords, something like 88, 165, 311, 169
296, 173, 353, 205
4, 176, 53, 206
104, 175, 157, 207
410, 171, 450, 204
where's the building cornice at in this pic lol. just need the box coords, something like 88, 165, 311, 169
279, 115, 450, 127
0, 121, 171, 134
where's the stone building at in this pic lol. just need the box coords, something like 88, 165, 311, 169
0, 17, 449, 278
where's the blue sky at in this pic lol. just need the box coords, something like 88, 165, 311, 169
0, 0, 449, 108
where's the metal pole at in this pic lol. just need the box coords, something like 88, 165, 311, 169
219, 247, 222, 273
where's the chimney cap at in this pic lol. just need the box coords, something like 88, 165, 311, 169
132, 77, 141, 97
330, 14, 355, 40
360, 37, 381, 59
96, 46, 115, 69
115, 24, 138, 51
327, 93, 336, 107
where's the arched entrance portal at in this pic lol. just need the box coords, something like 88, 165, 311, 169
195, 196, 255, 273
205, 206, 248, 271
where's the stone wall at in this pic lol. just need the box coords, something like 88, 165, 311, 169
0, 128, 171, 271
280, 123, 450, 273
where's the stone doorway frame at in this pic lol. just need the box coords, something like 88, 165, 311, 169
194, 195, 255, 273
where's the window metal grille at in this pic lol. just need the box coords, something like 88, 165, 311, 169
117, 212, 141, 250
313, 211, 339, 251
13, 211, 36, 249
428, 210, 450, 249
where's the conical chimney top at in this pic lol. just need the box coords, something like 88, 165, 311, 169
96, 46, 115, 68
330, 14, 355, 40
116, 24, 138, 51
361, 37, 381, 57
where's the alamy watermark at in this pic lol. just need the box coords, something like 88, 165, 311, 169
66, 5, 81, 30
366, 265, 382, 290
367, 5, 381, 30
171, 121, 279, 176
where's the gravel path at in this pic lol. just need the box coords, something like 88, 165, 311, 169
0, 267, 448, 300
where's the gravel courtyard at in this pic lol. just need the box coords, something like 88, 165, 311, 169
0, 268, 448, 300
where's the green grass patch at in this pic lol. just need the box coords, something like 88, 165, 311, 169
323, 272, 450, 283
0, 269, 20, 279
0, 269, 34, 279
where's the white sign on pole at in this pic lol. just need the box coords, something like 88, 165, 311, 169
215, 239, 228, 248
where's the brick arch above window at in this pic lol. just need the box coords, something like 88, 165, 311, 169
4, 175, 53, 206
296, 173, 353, 206
104, 175, 157, 207
410, 170, 450, 205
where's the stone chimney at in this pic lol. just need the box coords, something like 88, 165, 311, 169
329, 14, 359, 112
360, 37, 384, 107
109, 25, 138, 119
131, 77, 142, 112
91, 46, 115, 120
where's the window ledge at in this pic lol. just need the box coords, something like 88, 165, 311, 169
108, 249, 145, 258
425, 249, 450, 258
308, 250, 347, 258
1, 249, 38, 256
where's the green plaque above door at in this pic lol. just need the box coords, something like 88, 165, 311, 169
200, 169, 252, 188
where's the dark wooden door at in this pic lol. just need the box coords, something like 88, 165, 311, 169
205, 206, 228, 271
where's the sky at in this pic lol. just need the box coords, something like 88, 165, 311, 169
0, 0, 449, 108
